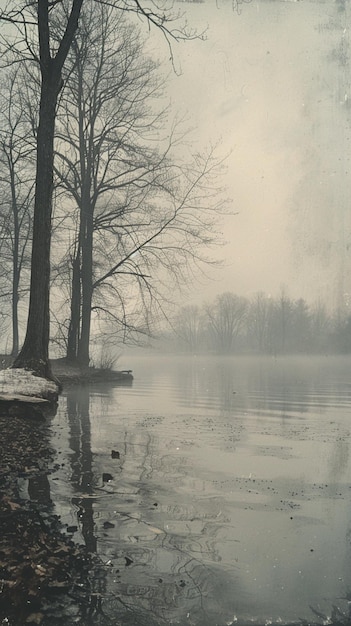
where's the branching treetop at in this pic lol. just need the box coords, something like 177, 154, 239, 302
0, 0, 203, 73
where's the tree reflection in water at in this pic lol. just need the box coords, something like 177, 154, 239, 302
64, 385, 240, 625
67, 387, 97, 552
66, 387, 110, 624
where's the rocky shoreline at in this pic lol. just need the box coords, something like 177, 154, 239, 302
0, 359, 132, 625
0, 411, 106, 625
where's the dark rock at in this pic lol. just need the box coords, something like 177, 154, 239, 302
103, 521, 115, 529
102, 473, 113, 482
66, 525, 78, 533
111, 450, 120, 459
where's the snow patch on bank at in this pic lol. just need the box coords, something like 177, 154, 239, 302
0, 368, 58, 400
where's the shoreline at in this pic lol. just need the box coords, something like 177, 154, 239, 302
0, 355, 134, 388
0, 358, 133, 624
51, 358, 133, 387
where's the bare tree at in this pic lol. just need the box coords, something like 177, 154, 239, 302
205, 292, 248, 353
273, 287, 294, 354
53, 3, 168, 364
0, 69, 34, 356
86, 144, 226, 360
310, 300, 331, 352
0, 0, 201, 381
173, 305, 205, 352
51, 2, 226, 366
246, 291, 272, 353
0, 1, 85, 380
291, 298, 311, 353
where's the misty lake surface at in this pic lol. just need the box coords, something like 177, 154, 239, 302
49, 355, 351, 625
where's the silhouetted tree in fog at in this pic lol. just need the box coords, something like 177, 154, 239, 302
291, 298, 311, 353
52, 2, 226, 365
205, 292, 248, 353
174, 305, 205, 352
0, 0, 203, 380
171, 291, 343, 355
309, 301, 331, 352
53, 3, 170, 364
0, 1, 85, 379
0, 69, 34, 356
246, 292, 272, 353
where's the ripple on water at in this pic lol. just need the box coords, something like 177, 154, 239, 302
47, 355, 351, 625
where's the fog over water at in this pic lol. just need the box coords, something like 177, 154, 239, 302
50, 354, 351, 624
159, 0, 351, 308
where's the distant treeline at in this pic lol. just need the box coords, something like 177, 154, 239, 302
169, 291, 351, 354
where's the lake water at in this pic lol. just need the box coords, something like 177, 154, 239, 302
49, 355, 351, 625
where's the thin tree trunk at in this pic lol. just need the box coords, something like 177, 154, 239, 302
77, 205, 93, 367
10, 168, 19, 357
11, 274, 19, 357
75, 74, 93, 369
13, 0, 84, 381
67, 251, 81, 362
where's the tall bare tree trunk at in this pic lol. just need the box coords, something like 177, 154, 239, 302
67, 252, 81, 362
75, 73, 93, 368
12, 0, 84, 380
11, 270, 19, 357
13, 71, 60, 379
77, 202, 93, 367
10, 168, 20, 357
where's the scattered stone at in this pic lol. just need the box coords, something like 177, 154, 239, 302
103, 521, 115, 529
0, 358, 133, 624
111, 450, 120, 459
0, 412, 104, 625
25, 613, 44, 625
102, 473, 113, 483
66, 525, 78, 533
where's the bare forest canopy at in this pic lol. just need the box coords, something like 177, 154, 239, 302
169, 291, 351, 355
0, 0, 349, 372
0, 0, 227, 372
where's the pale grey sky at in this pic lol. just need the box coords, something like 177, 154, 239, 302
159, 0, 351, 309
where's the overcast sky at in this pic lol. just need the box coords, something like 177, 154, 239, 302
154, 0, 351, 309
